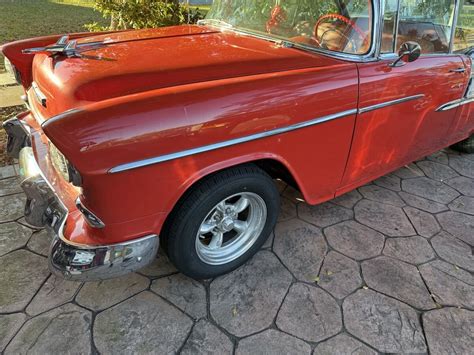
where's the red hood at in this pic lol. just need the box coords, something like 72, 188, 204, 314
31, 25, 333, 117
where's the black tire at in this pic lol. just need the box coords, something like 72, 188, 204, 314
451, 135, 474, 154
163, 164, 280, 279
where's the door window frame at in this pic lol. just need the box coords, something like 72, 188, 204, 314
379, 0, 462, 58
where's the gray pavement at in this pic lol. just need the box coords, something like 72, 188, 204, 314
0, 71, 23, 108
0, 149, 473, 354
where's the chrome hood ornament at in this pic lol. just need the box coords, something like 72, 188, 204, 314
22, 36, 104, 58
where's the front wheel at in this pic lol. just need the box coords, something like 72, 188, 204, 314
163, 165, 280, 279
451, 135, 474, 154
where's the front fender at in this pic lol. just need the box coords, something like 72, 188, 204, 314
42, 63, 358, 235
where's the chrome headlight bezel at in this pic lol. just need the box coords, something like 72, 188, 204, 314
49, 142, 82, 187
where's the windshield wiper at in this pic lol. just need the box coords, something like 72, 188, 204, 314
197, 19, 233, 29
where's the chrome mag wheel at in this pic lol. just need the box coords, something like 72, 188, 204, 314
195, 192, 267, 265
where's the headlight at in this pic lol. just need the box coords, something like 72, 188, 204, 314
49, 143, 82, 186
4, 57, 22, 85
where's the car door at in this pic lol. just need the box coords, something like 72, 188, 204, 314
340, 0, 469, 191
448, 1, 474, 143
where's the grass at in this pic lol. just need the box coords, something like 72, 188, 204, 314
0, 0, 107, 70
0, 0, 106, 165
0, 0, 106, 44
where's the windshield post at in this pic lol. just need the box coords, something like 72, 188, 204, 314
449, 0, 461, 53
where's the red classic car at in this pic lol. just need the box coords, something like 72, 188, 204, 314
2, 0, 473, 281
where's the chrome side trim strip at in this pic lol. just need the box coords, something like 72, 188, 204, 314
32, 81, 47, 107
109, 109, 358, 174
358, 94, 425, 114
436, 97, 474, 112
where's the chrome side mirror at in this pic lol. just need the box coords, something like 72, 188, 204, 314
390, 41, 421, 67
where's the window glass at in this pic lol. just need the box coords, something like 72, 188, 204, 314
381, 0, 456, 54
205, 0, 373, 55
454, 1, 474, 52
381, 0, 399, 53
397, 0, 455, 54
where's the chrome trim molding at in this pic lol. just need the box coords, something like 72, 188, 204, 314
358, 94, 425, 114
436, 97, 474, 111
31, 81, 47, 107
109, 94, 425, 174
75, 197, 105, 229
109, 109, 358, 174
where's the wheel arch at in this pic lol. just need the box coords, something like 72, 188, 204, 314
160, 155, 304, 238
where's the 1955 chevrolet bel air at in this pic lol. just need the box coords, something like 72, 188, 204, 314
2, 0, 473, 281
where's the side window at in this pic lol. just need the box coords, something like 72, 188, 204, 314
381, 0, 399, 53
454, 1, 474, 52
382, 0, 456, 54
397, 0, 455, 54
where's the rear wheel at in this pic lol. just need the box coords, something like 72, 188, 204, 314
163, 165, 280, 279
451, 135, 474, 154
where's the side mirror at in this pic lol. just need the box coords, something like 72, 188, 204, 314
390, 41, 421, 67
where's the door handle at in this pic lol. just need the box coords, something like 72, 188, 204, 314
449, 67, 466, 73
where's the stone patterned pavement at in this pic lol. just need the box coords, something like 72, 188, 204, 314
0, 149, 473, 354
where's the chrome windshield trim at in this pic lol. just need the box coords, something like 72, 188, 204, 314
358, 94, 425, 114
436, 97, 474, 112
200, 0, 381, 63
109, 108, 358, 174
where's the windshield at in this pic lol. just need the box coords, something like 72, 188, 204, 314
205, 0, 373, 55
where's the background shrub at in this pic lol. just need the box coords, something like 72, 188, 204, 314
87, 0, 205, 30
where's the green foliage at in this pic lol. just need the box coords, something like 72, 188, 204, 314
87, 0, 205, 31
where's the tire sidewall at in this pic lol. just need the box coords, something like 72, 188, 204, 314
168, 172, 279, 279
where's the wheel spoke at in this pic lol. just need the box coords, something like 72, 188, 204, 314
200, 222, 216, 234
233, 220, 248, 233
216, 201, 227, 213
195, 192, 268, 266
234, 196, 250, 213
208, 231, 223, 249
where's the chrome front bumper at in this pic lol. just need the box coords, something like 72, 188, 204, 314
4, 115, 159, 281
49, 233, 160, 281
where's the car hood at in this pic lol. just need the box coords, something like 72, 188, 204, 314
31, 25, 334, 117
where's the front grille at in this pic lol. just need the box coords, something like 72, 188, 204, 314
49, 143, 70, 182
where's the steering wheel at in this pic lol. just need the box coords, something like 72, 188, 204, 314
313, 13, 367, 51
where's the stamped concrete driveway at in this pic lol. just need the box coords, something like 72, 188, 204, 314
1, 149, 473, 354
